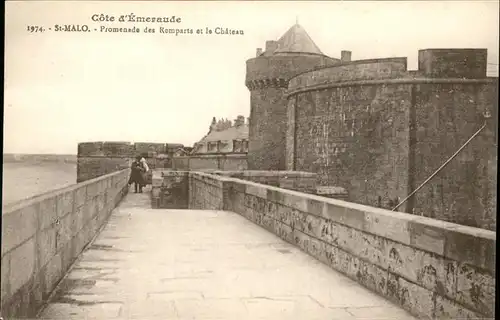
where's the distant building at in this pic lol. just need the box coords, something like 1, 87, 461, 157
487, 63, 498, 77
192, 115, 249, 154
173, 147, 192, 156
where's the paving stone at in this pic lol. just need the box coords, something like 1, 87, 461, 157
175, 298, 248, 319
346, 306, 418, 319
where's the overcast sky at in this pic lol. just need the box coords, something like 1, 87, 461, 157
4, 1, 499, 155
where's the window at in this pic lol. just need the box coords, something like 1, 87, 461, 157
208, 142, 218, 152
233, 140, 243, 152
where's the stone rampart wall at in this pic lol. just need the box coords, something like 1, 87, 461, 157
77, 142, 133, 183
173, 154, 247, 171
1, 169, 130, 318
418, 49, 487, 79
288, 57, 408, 90
151, 170, 189, 209
189, 173, 226, 211
77, 141, 185, 183
77, 157, 130, 183
154, 170, 317, 210
188, 172, 496, 319
286, 58, 497, 230
210, 170, 317, 193
245, 54, 337, 85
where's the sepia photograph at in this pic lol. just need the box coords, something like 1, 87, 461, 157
2, 1, 498, 319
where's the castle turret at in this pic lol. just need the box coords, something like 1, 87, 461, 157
245, 23, 340, 170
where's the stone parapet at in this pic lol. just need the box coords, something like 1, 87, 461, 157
188, 172, 229, 210
188, 172, 496, 319
134, 142, 167, 155
418, 49, 487, 79
77, 157, 130, 183
316, 186, 349, 200
77, 141, 184, 183
1, 169, 130, 318
245, 54, 338, 87
77, 141, 133, 183
288, 57, 408, 91
172, 154, 248, 171
151, 170, 189, 209
210, 170, 317, 193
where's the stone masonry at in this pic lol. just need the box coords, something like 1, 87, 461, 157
246, 23, 498, 231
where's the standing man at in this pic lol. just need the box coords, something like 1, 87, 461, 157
129, 156, 145, 193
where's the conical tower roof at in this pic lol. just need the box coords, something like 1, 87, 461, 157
274, 23, 324, 55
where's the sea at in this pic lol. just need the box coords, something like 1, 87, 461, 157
2, 158, 77, 206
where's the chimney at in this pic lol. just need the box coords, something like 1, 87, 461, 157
234, 115, 245, 127
209, 117, 217, 132
216, 119, 223, 131
265, 41, 278, 53
256, 48, 263, 57
341, 50, 352, 62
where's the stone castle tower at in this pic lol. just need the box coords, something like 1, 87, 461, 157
245, 24, 345, 170
245, 23, 498, 230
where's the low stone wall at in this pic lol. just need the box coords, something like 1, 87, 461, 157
151, 170, 189, 209
188, 172, 496, 319
316, 186, 349, 200
210, 170, 317, 193
1, 169, 130, 318
173, 154, 247, 171
76, 156, 130, 183
189, 173, 226, 210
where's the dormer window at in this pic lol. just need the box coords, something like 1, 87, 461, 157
233, 140, 243, 152
207, 142, 218, 152
219, 141, 228, 152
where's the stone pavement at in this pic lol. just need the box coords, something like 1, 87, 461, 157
37, 190, 417, 320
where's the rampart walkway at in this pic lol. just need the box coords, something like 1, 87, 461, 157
37, 191, 416, 320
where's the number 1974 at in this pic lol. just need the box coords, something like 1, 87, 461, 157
27, 26, 45, 32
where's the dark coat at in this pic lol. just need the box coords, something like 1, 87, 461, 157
129, 160, 145, 185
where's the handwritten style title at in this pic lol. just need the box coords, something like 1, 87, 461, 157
91, 13, 182, 23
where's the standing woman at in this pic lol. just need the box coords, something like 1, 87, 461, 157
140, 155, 150, 188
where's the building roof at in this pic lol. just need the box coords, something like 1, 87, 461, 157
274, 23, 324, 55
199, 125, 248, 143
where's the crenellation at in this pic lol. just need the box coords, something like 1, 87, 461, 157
418, 49, 488, 79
